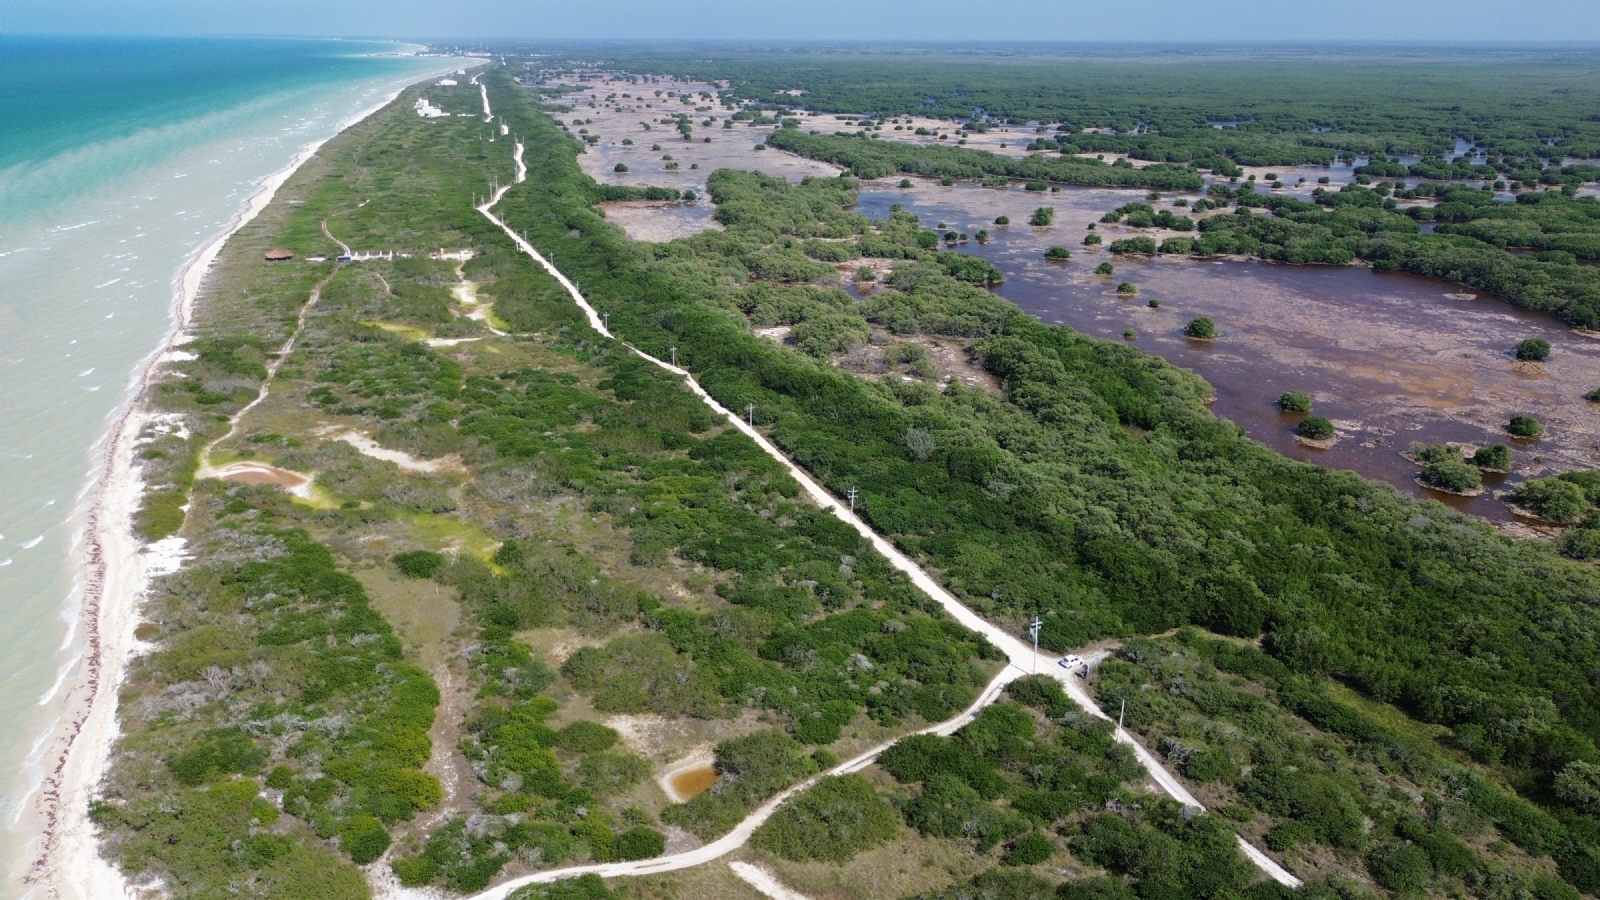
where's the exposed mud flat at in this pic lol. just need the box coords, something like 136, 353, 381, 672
600, 198, 722, 242
855, 182, 1600, 523
541, 75, 840, 196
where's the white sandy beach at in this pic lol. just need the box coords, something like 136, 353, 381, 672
10, 63, 472, 900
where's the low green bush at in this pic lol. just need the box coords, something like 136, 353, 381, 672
1508, 414, 1544, 437
1296, 417, 1334, 440
1002, 832, 1056, 865
1516, 338, 1552, 361
393, 550, 445, 578
553, 721, 619, 754
751, 774, 899, 862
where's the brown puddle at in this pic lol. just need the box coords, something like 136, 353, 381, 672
668, 764, 718, 800
854, 184, 1600, 524
207, 461, 311, 491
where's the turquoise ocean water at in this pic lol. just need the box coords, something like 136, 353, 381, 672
0, 35, 457, 880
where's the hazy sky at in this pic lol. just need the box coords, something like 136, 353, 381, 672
8, 0, 1600, 43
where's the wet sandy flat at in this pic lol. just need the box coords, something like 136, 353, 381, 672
542, 75, 840, 198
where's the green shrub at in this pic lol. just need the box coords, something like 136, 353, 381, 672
1296, 417, 1334, 440
1421, 460, 1482, 493
509, 874, 618, 900
1116, 282, 1137, 295
393, 550, 446, 578
1557, 518, 1600, 560
1029, 207, 1055, 226
612, 826, 666, 861
1558, 470, 1600, 505
1278, 391, 1312, 413
1367, 841, 1432, 893
613, 163, 628, 173
167, 730, 268, 786
1056, 876, 1138, 900
751, 774, 899, 862
340, 813, 392, 865
576, 752, 650, 796
1095, 261, 1114, 274
1508, 477, 1590, 523
1003, 831, 1056, 865
1516, 338, 1552, 361
1471, 444, 1511, 470
554, 721, 619, 754
1109, 236, 1158, 254
1508, 414, 1543, 437
1045, 246, 1072, 260
1184, 317, 1217, 339
994, 215, 1010, 225
900, 178, 914, 188
1085, 233, 1103, 246
561, 634, 721, 717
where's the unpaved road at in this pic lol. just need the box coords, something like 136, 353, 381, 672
387, 90, 1303, 899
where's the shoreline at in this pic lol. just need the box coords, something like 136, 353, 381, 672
11, 67, 464, 900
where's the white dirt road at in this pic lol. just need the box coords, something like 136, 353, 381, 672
450, 116, 1301, 895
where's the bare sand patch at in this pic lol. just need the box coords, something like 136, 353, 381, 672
600, 199, 722, 242
541, 74, 840, 195
326, 428, 465, 474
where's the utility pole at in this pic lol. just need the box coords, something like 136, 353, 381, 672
847, 486, 859, 512
1028, 617, 1043, 674
746, 404, 755, 427
602, 312, 609, 331
670, 347, 677, 367
1118, 699, 1125, 732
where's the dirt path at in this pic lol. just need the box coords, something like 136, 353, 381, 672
322, 218, 352, 256
194, 259, 339, 480
451, 133, 1302, 895
729, 862, 813, 900
415, 665, 470, 834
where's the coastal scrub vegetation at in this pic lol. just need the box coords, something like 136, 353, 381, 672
873, 679, 1259, 897
484, 66, 1600, 900
100, 56, 1600, 900
764, 127, 1202, 190
1096, 631, 1600, 898
107, 65, 1010, 898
